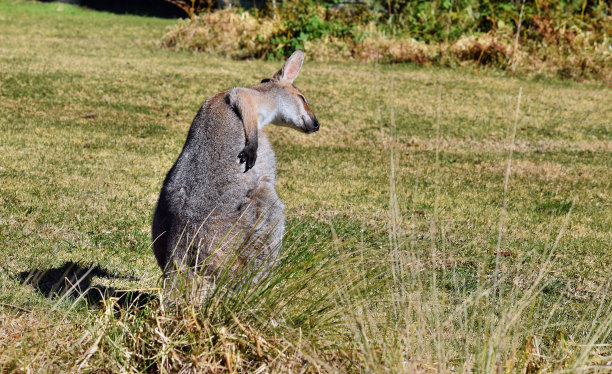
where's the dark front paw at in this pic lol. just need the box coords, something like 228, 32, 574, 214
238, 144, 257, 172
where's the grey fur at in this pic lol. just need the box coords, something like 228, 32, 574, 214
152, 91, 282, 276
152, 53, 318, 281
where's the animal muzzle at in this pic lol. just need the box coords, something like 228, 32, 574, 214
303, 116, 320, 134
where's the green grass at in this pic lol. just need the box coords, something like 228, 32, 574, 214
1, 1, 611, 372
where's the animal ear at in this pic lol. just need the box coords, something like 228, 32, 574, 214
278, 50, 304, 83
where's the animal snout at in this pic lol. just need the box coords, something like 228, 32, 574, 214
303, 116, 319, 134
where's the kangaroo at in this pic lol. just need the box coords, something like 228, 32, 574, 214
152, 50, 319, 284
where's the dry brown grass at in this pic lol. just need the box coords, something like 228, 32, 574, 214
0, 312, 88, 371
161, 9, 283, 59
160, 9, 612, 82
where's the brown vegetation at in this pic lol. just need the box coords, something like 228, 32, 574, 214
161, 8, 611, 82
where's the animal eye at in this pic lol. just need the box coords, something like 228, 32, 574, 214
299, 95, 307, 103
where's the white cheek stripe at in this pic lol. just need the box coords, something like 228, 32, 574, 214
256, 95, 308, 129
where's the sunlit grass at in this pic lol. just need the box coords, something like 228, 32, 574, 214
0, 1, 611, 372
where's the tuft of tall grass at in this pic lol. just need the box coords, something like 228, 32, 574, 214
88, 231, 387, 372
83, 203, 612, 371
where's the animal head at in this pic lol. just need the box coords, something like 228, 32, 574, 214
260, 50, 319, 134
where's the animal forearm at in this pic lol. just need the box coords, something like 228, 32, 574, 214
228, 87, 259, 172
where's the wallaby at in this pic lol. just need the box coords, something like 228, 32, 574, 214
152, 50, 319, 284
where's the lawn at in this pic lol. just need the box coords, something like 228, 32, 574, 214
0, 1, 611, 372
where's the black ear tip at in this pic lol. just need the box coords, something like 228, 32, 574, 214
261, 78, 272, 83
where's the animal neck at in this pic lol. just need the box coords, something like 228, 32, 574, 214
257, 104, 278, 130
252, 91, 280, 130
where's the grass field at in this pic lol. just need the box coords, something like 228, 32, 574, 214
1, 1, 611, 372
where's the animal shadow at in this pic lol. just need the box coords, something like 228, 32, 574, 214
19, 261, 156, 310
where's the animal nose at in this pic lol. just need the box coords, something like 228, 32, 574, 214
312, 118, 320, 131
